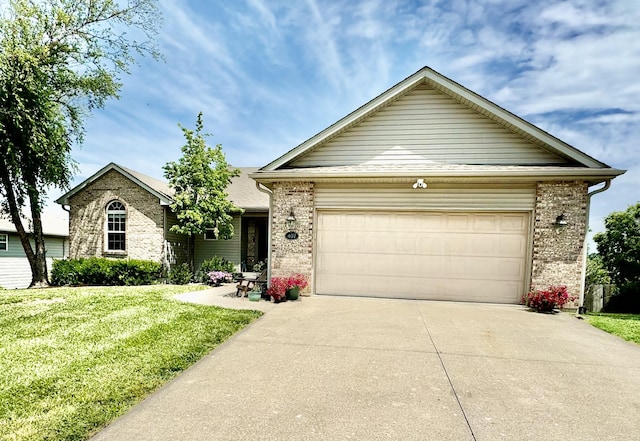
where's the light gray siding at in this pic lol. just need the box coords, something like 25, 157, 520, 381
193, 215, 242, 271
315, 183, 536, 211
164, 209, 189, 266
0, 234, 67, 258
0, 235, 68, 289
291, 84, 567, 167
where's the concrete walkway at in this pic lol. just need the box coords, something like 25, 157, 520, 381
174, 284, 277, 312
92, 296, 640, 441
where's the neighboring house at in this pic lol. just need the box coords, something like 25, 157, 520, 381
0, 215, 69, 289
251, 66, 624, 305
55, 163, 269, 272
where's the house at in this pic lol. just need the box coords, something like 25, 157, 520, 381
0, 214, 69, 289
55, 163, 269, 272
251, 66, 624, 305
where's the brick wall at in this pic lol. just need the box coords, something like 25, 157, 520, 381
530, 181, 588, 306
270, 182, 314, 293
68, 170, 166, 262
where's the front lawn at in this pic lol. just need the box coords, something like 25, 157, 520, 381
0, 285, 262, 441
586, 313, 640, 345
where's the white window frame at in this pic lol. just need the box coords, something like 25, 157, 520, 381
204, 228, 218, 241
0, 233, 7, 251
105, 200, 127, 252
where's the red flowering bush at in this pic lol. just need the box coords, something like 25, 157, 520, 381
267, 277, 288, 301
267, 274, 308, 302
287, 273, 308, 290
524, 285, 576, 312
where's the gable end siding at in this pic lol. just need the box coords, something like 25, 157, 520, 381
291, 84, 569, 168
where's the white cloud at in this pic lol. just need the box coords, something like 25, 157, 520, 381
40, 0, 637, 240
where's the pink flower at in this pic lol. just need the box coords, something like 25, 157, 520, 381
524, 285, 576, 312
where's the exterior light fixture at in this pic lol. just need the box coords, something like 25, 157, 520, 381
286, 209, 297, 230
412, 178, 427, 189
554, 213, 568, 226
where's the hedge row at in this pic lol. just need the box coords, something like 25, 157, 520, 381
51, 258, 163, 286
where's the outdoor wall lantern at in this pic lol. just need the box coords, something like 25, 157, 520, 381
412, 178, 427, 189
554, 213, 568, 227
286, 209, 297, 230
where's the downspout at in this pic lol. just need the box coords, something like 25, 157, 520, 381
61, 204, 71, 259
580, 179, 611, 310
256, 182, 273, 287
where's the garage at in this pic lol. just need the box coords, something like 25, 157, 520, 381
251, 66, 622, 306
315, 211, 529, 303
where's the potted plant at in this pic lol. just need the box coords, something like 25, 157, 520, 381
284, 273, 308, 300
267, 277, 288, 303
267, 273, 309, 302
206, 270, 232, 287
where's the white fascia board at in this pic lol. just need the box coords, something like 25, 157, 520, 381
250, 167, 625, 184
55, 162, 173, 206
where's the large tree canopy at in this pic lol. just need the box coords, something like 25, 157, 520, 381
594, 203, 640, 287
0, 0, 160, 287
163, 112, 243, 267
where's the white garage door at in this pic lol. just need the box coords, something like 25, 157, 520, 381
315, 211, 529, 303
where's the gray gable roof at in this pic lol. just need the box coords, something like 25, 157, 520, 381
55, 163, 174, 206
55, 163, 268, 211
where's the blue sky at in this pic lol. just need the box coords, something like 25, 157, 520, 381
49, 0, 640, 247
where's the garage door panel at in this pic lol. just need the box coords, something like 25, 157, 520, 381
316, 211, 529, 303
317, 272, 524, 304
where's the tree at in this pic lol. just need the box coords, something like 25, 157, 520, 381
594, 203, 640, 287
584, 252, 612, 294
0, 0, 160, 287
163, 112, 243, 268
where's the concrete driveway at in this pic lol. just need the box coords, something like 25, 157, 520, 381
92, 296, 640, 441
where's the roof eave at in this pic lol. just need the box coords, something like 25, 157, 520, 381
250, 168, 625, 185
55, 162, 173, 206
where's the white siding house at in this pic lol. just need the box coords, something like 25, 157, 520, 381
0, 214, 69, 289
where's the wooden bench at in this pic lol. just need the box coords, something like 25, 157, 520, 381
235, 270, 267, 297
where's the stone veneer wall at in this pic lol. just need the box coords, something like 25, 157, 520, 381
270, 182, 314, 293
530, 181, 588, 305
68, 170, 165, 262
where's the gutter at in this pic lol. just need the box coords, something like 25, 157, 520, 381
255, 182, 273, 287
250, 168, 625, 184
579, 179, 612, 311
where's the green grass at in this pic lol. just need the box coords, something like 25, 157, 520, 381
0, 285, 262, 441
586, 313, 640, 345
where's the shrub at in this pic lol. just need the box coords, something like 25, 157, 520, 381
524, 285, 576, 312
267, 273, 308, 302
51, 258, 162, 286
252, 260, 267, 272
266, 277, 289, 302
168, 263, 193, 285
198, 256, 235, 282
51, 259, 80, 286
206, 271, 232, 286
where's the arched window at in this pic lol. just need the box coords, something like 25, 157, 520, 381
106, 200, 126, 251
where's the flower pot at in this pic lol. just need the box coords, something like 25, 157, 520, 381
286, 287, 300, 301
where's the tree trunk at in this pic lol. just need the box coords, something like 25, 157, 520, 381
27, 186, 49, 288
0, 167, 49, 288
